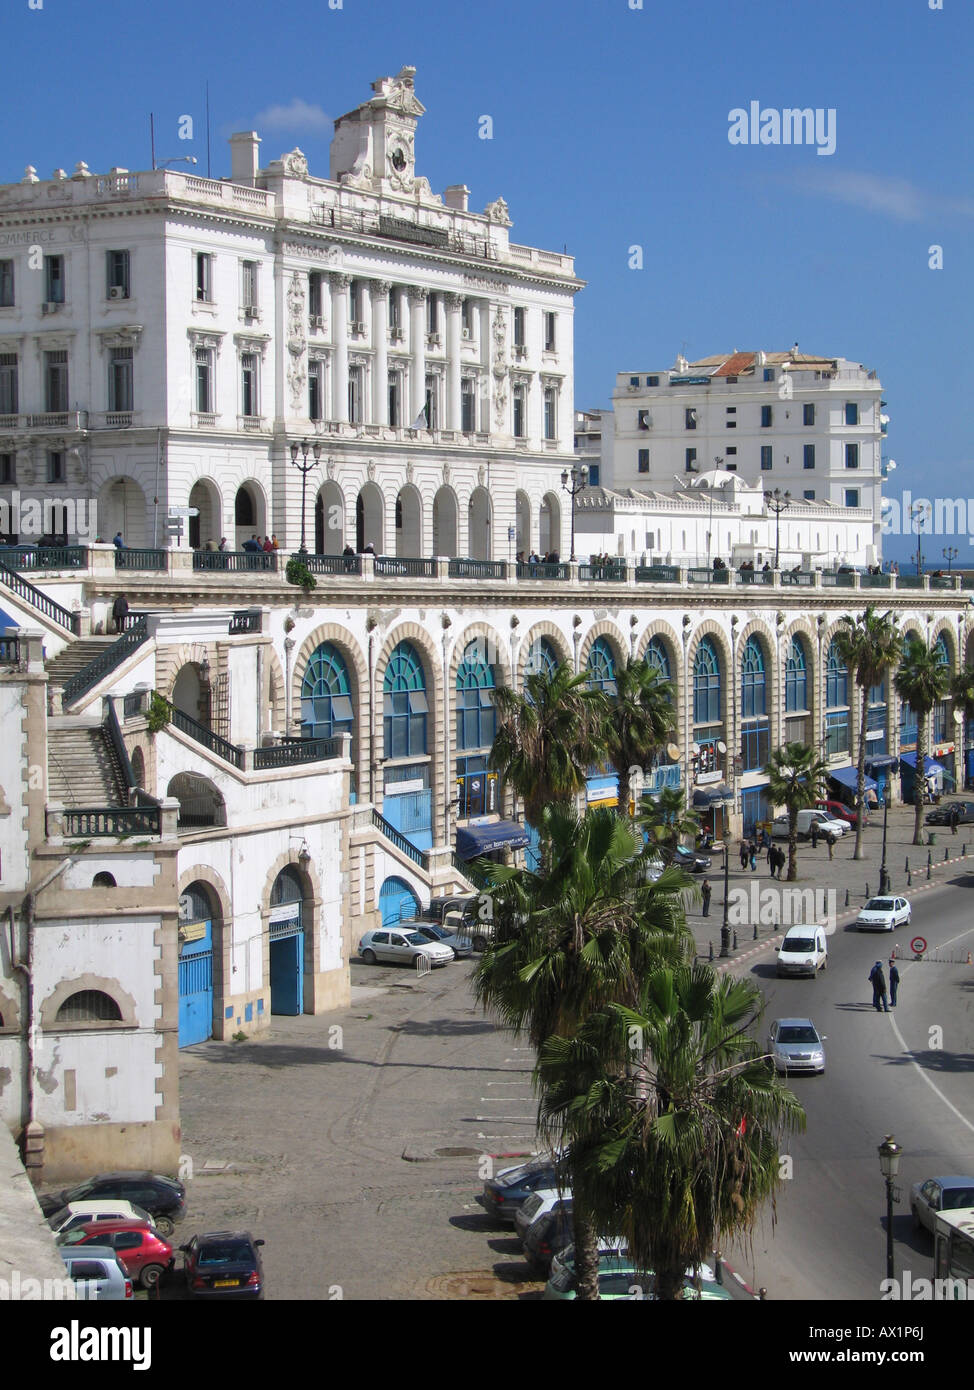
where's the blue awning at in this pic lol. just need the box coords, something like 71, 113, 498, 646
900, 752, 955, 786
692, 784, 734, 806
864, 754, 898, 771
828, 766, 876, 793
456, 820, 529, 860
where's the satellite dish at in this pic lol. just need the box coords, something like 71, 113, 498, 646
666, 742, 681, 762
954, 708, 964, 725
691, 742, 701, 755
717, 741, 727, 754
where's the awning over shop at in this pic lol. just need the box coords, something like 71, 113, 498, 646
456, 819, 529, 860
863, 754, 899, 771
828, 765, 876, 793
692, 784, 735, 807
900, 752, 956, 786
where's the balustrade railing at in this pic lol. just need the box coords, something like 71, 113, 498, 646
295, 554, 363, 575
372, 808, 430, 869
253, 736, 343, 770
634, 564, 680, 583
62, 616, 149, 707
448, 558, 507, 580
0, 545, 88, 570
50, 805, 162, 838
374, 556, 436, 578
0, 559, 81, 633
115, 548, 167, 572
193, 549, 279, 572
515, 561, 570, 581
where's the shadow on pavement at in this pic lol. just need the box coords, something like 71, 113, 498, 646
878, 1049, 974, 1073
390, 1018, 496, 1037
449, 1212, 506, 1234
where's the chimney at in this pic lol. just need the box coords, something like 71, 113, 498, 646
229, 131, 261, 187
443, 184, 469, 212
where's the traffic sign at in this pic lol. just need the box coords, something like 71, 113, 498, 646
168, 507, 200, 518
910, 935, 927, 956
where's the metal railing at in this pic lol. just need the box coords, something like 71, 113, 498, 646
861, 573, 892, 589
778, 570, 814, 586
929, 575, 956, 590
193, 549, 279, 572
0, 545, 88, 570
122, 689, 149, 720
579, 560, 627, 581
822, 571, 856, 588
896, 575, 924, 589
0, 559, 81, 633
372, 808, 430, 870
104, 696, 137, 791
166, 700, 245, 769
296, 554, 363, 576
515, 561, 570, 581
736, 569, 774, 584
374, 556, 436, 578
635, 564, 680, 583
253, 736, 343, 770
50, 805, 162, 838
115, 548, 167, 572
689, 567, 729, 584
448, 558, 508, 580
62, 616, 149, 707
228, 609, 261, 635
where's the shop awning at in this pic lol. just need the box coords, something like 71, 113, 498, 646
828, 766, 876, 793
864, 754, 899, 771
900, 752, 956, 786
692, 784, 735, 806
456, 820, 529, 860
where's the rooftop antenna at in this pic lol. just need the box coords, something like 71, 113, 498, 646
205, 83, 212, 178
150, 113, 156, 170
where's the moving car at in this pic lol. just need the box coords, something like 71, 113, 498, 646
767, 1018, 826, 1075
925, 800, 974, 826
59, 1246, 134, 1301
480, 1156, 563, 1224
408, 919, 473, 959
47, 1199, 158, 1237
776, 925, 829, 978
772, 810, 846, 842
357, 927, 454, 967
856, 896, 911, 932
57, 1220, 174, 1290
39, 1172, 186, 1236
181, 1230, 265, 1299
910, 1176, 974, 1236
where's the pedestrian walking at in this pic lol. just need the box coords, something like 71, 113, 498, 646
701, 878, 712, 917
110, 593, 129, 634
749, 843, 757, 872
740, 840, 749, 871
112, 530, 125, 550
827, 833, 834, 861
773, 845, 784, 879
889, 960, 900, 1007
868, 961, 890, 1013
811, 821, 819, 850
950, 803, 959, 835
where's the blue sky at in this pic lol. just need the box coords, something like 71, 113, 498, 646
5, 0, 971, 562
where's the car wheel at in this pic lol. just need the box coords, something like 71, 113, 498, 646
154, 1215, 174, 1237
905, 915, 911, 926
140, 1263, 164, 1290
361, 948, 376, 964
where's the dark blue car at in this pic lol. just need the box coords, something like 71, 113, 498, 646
481, 1158, 563, 1224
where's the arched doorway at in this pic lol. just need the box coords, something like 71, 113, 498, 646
177, 882, 217, 1047
356, 483, 384, 553
395, 485, 423, 558
515, 491, 531, 557
189, 478, 221, 551
432, 486, 458, 557
172, 661, 211, 728
468, 486, 492, 561
234, 482, 266, 549
269, 866, 306, 1016
539, 492, 560, 557
98, 476, 147, 548
167, 773, 226, 829
379, 875, 420, 926
301, 641, 355, 769
315, 480, 345, 555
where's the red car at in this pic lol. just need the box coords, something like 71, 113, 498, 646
815, 798, 868, 828
57, 1220, 175, 1290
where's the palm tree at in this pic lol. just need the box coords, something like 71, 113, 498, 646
538, 963, 805, 1300
895, 636, 951, 845
489, 662, 608, 836
764, 742, 828, 881
474, 803, 694, 1299
834, 607, 901, 860
602, 657, 676, 818
638, 786, 701, 858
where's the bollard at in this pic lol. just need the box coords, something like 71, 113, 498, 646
865, 883, 870, 900
927, 859, 931, 880
927, 850, 933, 869
905, 857, 910, 874
945, 847, 950, 863
733, 930, 738, 950
709, 940, 714, 961
753, 922, 758, 940
844, 888, 850, 908
758, 1287, 768, 1301
907, 868, 912, 886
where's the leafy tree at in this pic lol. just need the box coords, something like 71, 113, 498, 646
763, 742, 828, 881
834, 607, 900, 859
539, 963, 805, 1300
638, 786, 701, 859
895, 636, 951, 845
602, 658, 676, 818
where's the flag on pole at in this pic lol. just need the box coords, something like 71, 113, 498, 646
410, 402, 429, 430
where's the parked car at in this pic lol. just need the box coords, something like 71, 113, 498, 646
925, 800, 974, 826
772, 810, 846, 842
39, 1172, 186, 1236
59, 1246, 134, 1301
422, 894, 481, 924
47, 1199, 157, 1238
815, 798, 868, 828
776, 925, 829, 978
357, 927, 454, 967
544, 1254, 729, 1301
181, 1230, 265, 1299
480, 1156, 563, 1224
856, 896, 911, 932
522, 1204, 576, 1274
57, 1220, 174, 1290
514, 1186, 572, 1247
767, 1018, 826, 1075
910, 1176, 974, 1236
671, 845, 712, 873
407, 919, 473, 959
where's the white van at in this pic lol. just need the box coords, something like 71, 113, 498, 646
776, 925, 829, 978
771, 809, 846, 842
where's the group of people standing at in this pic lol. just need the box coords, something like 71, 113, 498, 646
869, 959, 901, 1011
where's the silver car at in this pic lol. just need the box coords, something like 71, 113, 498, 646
767, 1017, 826, 1075
59, 1246, 133, 1301
358, 927, 454, 967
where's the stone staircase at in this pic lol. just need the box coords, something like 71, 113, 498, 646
48, 724, 128, 808
44, 637, 118, 691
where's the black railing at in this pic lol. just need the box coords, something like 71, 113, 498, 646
229, 609, 261, 634
62, 616, 149, 707
115, 548, 167, 572
822, 571, 856, 588
896, 575, 924, 589
779, 570, 814, 586
929, 575, 956, 590
122, 689, 149, 720
579, 561, 627, 581
193, 550, 279, 572
689, 567, 730, 584
374, 556, 436, 578
0, 545, 88, 570
50, 805, 162, 838
736, 569, 774, 584
253, 736, 343, 770
635, 564, 680, 583
515, 561, 570, 581
0, 634, 21, 663
104, 696, 137, 791
166, 701, 245, 769
0, 559, 81, 633
861, 573, 892, 589
296, 554, 363, 576
372, 808, 430, 870
448, 558, 508, 580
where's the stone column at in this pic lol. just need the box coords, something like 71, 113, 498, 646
408, 287, 428, 423
371, 280, 391, 425
329, 273, 350, 423
445, 293, 463, 431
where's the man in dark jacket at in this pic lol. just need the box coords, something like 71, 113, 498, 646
888, 960, 900, 1007
869, 961, 890, 1013
111, 593, 129, 634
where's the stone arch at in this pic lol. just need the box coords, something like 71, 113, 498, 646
374, 623, 444, 838
737, 619, 778, 713
636, 620, 685, 744
687, 621, 733, 731
929, 619, 958, 669
782, 619, 819, 721
291, 623, 367, 796
395, 483, 423, 559
130, 746, 146, 789
578, 621, 628, 675
432, 485, 459, 558
170, 660, 211, 728
356, 481, 384, 553
467, 485, 492, 561
188, 477, 222, 550
97, 475, 147, 548
315, 479, 346, 556
516, 621, 572, 688
40, 975, 137, 1031
447, 623, 511, 816
178, 867, 231, 1030
264, 644, 287, 739
259, 850, 324, 1016
539, 492, 561, 556
233, 479, 268, 548
167, 772, 227, 829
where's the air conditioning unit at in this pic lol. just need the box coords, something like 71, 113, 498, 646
350, 320, 365, 335
514, 344, 528, 359
243, 305, 259, 317
309, 314, 325, 329
390, 326, 404, 341
461, 327, 471, 340
41, 301, 60, 315
426, 332, 441, 347
108, 286, 127, 300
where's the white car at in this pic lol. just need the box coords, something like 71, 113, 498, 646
47, 1199, 157, 1236
856, 896, 911, 932
771, 811, 847, 842
514, 1186, 573, 1246
358, 927, 454, 967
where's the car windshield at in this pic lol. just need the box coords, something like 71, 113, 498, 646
865, 899, 894, 912
777, 1026, 819, 1044
58, 1227, 90, 1246
781, 938, 815, 953
405, 932, 430, 945
944, 1189, 974, 1210
198, 1241, 254, 1265
422, 925, 448, 940
65, 1179, 98, 1201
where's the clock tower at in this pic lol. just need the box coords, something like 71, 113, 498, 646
330, 66, 426, 195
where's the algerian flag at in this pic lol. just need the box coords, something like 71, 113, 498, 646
410, 402, 429, 430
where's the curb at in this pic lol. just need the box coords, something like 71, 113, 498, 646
714, 1251, 762, 1300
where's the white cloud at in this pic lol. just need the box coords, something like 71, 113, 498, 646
785, 170, 974, 223
255, 98, 332, 134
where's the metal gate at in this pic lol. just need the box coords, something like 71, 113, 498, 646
379, 876, 420, 926
178, 918, 213, 1047
269, 904, 304, 1015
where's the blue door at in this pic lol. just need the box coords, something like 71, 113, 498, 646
178, 919, 213, 1047
270, 930, 304, 1015
379, 876, 420, 926
741, 786, 769, 838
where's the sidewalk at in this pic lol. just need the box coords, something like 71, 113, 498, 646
685, 804, 974, 962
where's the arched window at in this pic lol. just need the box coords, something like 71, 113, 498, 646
825, 639, 849, 755
644, 636, 670, 679
740, 637, 766, 719
586, 636, 617, 696
384, 642, 428, 758
933, 634, 951, 743
92, 872, 116, 888
693, 637, 721, 726
456, 640, 496, 752
524, 637, 558, 684
301, 643, 354, 742
271, 865, 304, 907
55, 990, 122, 1024
785, 637, 808, 713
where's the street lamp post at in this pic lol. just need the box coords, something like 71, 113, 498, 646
879, 784, 890, 895
878, 1135, 902, 1282
944, 546, 958, 574
560, 463, 588, 563
720, 841, 730, 957
765, 487, 792, 571
911, 502, 926, 576
289, 439, 322, 555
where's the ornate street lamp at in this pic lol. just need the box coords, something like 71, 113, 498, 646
878, 1134, 902, 1282
944, 546, 958, 574
289, 439, 322, 555
560, 463, 588, 563
879, 782, 891, 895
765, 487, 791, 571
720, 840, 730, 957
911, 502, 926, 576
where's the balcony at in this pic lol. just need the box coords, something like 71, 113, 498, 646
23, 411, 88, 431
191, 412, 219, 429
93, 411, 142, 429
579, 560, 627, 582
237, 414, 268, 432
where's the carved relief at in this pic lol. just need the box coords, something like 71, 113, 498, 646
484, 196, 512, 227
491, 305, 508, 426
367, 460, 376, 482
286, 272, 307, 409
281, 148, 309, 178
